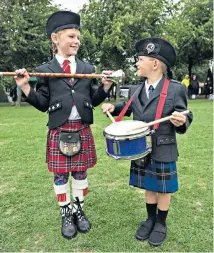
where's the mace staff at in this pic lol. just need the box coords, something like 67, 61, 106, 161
0, 69, 124, 85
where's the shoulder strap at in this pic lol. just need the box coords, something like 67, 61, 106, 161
115, 87, 140, 122
115, 94, 134, 122
153, 78, 170, 130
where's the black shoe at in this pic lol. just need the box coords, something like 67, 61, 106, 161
148, 222, 167, 246
73, 210, 91, 233
73, 197, 91, 233
135, 219, 156, 241
61, 213, 77, 239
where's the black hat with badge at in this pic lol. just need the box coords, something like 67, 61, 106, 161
46, 11, 80, 39
135, 37, 176, 68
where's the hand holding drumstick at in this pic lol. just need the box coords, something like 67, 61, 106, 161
101, 103, 115, 123
170, 111, 187, 127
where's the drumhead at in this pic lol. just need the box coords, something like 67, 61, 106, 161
104, 120, 149, 136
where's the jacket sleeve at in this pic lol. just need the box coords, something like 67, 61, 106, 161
24, 66, 50, 112
174, 84, 193, 134
89, 66, 108, 106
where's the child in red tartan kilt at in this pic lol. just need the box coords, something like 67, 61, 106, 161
14, 11, 113, 239
102, 37, 193, 246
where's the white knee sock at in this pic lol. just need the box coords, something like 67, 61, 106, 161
71, 177, 88, 213
53, 182, 71, 209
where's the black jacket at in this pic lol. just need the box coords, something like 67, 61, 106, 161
25, 57, 108, 129
112, 77, 193, 162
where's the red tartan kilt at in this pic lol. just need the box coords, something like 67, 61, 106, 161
46, 120, 97, 173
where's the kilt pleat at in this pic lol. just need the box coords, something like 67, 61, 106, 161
129, 159, 178, 193
46, 120, 97, 173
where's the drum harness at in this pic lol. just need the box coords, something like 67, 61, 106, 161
115, 78, 170, 130
116, 78, 170, 164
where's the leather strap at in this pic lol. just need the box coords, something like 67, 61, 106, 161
153, 78, 170, 130
115, 78, 170, 126
115, 94, 135, 122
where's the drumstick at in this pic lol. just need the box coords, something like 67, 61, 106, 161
127, 110, 190, 132
106, 111, 116, 123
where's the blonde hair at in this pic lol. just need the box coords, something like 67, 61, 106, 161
160, 61, 167, 73
50, 30, 64, 56
51, 41, 58, 55
149, 57, 167, 73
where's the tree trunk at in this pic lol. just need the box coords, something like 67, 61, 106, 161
0, 83, 9, 102
16, 86, 22, 106
115, 85, 121, 101
188, 55, 193, 77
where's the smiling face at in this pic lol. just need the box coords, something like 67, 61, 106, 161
135, 55, 167, 81
135, 56, 158, 77
51, 28, 80, 58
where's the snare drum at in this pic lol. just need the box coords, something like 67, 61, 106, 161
103, 120, 152, 160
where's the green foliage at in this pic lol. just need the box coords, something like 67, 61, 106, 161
0, 0, 212, 95
79, 0, 174, 70
163, 0, 213, 65
78, 0, 213, 82
174, 60, 210, 81
0, 77, 14, 89
123, 65, 141, 84
0, 0, 58, 71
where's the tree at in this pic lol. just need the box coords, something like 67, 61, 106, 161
0, 83, 8, 102
162, 0, 213, 77
0, 0, 58, 71
79, 0, 175, 99
0, 0, 59, 98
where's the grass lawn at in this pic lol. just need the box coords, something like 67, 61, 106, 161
0, 99, 213, 252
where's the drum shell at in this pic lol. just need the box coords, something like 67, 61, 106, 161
104, 130, 152, 160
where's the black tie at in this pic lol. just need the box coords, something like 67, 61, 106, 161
148, 85, 154, 98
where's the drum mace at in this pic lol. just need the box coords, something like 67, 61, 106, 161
0, 69, 124, 85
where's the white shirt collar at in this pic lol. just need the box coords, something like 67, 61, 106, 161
145, 77, 162, 89
55, 54, 76, 65
145, 77, 163, 98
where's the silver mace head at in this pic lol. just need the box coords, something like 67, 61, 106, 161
103, 69, 125, 85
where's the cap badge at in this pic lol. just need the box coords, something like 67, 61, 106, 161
146, 43, 155, 54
